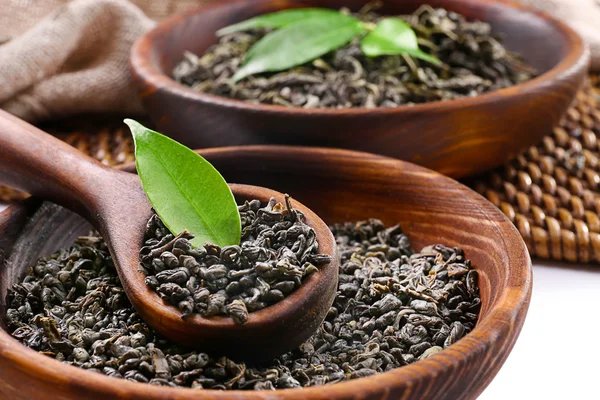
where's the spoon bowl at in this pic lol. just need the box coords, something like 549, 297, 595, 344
0, 110, 338, 360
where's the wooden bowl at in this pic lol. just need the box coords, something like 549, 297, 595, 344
130, 0, 589, 179
0, 146, 531, 400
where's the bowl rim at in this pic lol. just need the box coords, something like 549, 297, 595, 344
130, 0, 589, 116
0, 146, 533, 398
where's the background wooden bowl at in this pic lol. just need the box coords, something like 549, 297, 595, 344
130, 0, 589, 179
0, 147, 531, 400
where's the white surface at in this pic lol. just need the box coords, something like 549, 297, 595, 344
0, 203, 6, 212
0, 201, 597, 398
480, 261, 600, 400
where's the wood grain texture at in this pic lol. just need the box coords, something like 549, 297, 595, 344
130, 0, 589, 179
0, 111, 338, 360
0, 146, 532, 400
0, 115, 137, 202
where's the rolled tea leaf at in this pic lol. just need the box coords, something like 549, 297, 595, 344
217, 8, 342, 36
232, 15, 364, 82
124, 119, 241, 248
361, 17, 441, 65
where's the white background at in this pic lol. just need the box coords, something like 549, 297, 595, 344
0, 203, 597, 399
479, 260, 599, 400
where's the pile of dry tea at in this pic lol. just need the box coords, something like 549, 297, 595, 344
6, 219, 480, 390
173, 5, 536, 108
140, 197, 329, 323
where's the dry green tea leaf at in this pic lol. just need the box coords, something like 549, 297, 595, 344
125, 119, 241, 248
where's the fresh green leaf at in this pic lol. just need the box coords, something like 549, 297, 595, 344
360, 17, 441, 65
217, 8, 343, 36
232, 15, 364, 82
124, 119, 241, 248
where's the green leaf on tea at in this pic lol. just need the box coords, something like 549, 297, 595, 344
217, 8, 342, 36
360, 18, 441, 65
232, 14, 363, 82
124, 119, 241, 248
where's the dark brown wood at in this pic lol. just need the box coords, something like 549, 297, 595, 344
130, 0, 589, 179
0, 110, 339, 360
0, 145, 531, 399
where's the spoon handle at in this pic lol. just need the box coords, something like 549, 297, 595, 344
0, 109, 120, 217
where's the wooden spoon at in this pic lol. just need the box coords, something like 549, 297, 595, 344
0, 110, 338, 360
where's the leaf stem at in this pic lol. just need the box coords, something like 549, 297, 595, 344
361, 22, 377, 32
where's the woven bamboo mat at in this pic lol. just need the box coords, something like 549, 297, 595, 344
470, 74, 600, 263
1, 75, 600, 263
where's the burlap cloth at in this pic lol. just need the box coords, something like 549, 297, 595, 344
0, 0, 599, 123
0, 0, 208, 121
